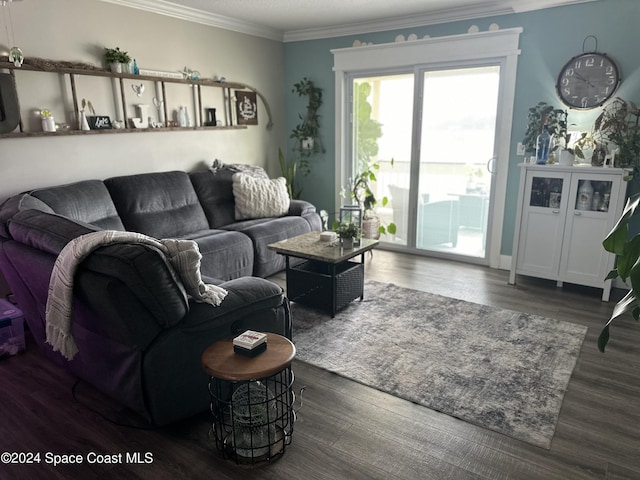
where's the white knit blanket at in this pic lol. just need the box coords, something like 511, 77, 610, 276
45, 231, 228, 361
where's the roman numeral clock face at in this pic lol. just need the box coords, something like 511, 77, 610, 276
556, 52, 621, 109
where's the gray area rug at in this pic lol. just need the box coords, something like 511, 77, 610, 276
291, 280, 587, 449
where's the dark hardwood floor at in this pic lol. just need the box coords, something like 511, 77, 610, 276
1, 250, 639, 479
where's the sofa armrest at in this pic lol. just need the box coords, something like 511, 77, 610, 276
288, 199, 316, 217
181, 276, 291, 338
0, 194, 55, 239
8, 209, 100, 255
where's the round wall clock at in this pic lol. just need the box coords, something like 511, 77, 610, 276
556, 52, 621, 109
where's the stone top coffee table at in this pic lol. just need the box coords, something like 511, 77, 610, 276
268, 231, 378, 316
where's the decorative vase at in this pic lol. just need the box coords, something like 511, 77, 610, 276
41, 116, 56, 132
109, 63, 123, 74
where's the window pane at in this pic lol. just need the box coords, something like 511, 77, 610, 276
352, 74, 414, 245
417, 66, 500, 257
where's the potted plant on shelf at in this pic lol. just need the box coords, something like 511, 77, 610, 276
335, 222, 360, 249
593, 98, 640, 178
104, 47, 131, 73
523, 102, 568, 163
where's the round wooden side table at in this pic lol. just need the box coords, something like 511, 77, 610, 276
201, 333, 296, 464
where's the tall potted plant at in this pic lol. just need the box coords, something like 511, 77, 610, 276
599, 192, 640, 352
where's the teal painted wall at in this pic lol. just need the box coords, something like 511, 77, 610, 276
283, 0, 640, 256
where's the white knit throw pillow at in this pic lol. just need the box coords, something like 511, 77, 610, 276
232, 173, 290, 220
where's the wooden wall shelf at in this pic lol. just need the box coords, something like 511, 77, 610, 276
0, 61, 250, 138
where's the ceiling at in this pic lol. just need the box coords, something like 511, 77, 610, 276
102, 0, 596, 41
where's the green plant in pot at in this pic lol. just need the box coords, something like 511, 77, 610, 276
599, 192, 640, 352
593, 98, 640, 177
278, 148, 301, 199
280, 78, 324, 199
523, 102, 568, 161
347, 159, 397, 239
524, 103, 591, 165
335, 222, 361, 248
104, 47, 131, 73
293, 80, 324, 169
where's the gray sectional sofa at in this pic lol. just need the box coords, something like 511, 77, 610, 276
0, 165, 321, 425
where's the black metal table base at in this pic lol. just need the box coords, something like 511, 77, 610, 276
285, 253, 366, 317
208, 367, 295, 464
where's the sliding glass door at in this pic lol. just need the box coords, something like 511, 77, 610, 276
349, 65, 501, 261
416, 66, 500, 258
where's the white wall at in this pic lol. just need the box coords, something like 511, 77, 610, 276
0, 0, 285, 200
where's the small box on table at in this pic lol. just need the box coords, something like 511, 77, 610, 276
233, 330, 267, 357
0, 299, 25, 359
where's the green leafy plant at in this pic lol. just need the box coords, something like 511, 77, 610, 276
523, 102, 568, 155
278, 148, 301, 199
594, 98, 640, 174
335, 222, 361, 240
104, 47, 131, 65
290, 77, 325, 177
346, 159, 397, 236
599, 192, 640, 352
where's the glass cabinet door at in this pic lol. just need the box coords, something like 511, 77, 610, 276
574, 178, 612, 212
529, 176, 565, 209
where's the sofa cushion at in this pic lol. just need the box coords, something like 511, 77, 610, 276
233, 216, 312, 278
232, 174, 290, 220
105, 171, 209, 238
29, 180, 125, 231
189, 169, 236, 228
179, 230, 254, 281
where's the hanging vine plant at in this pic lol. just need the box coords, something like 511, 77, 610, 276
290, 77, 325, 176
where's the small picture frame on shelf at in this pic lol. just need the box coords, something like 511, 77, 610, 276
87, 116, 113, 130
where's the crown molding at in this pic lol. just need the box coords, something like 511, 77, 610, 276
284, 0, 596, 42
284, 3, 515, 42
99, 0, 597, 43
98, 0, 284, 41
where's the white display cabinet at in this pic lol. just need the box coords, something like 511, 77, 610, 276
509, 164, 627, 301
